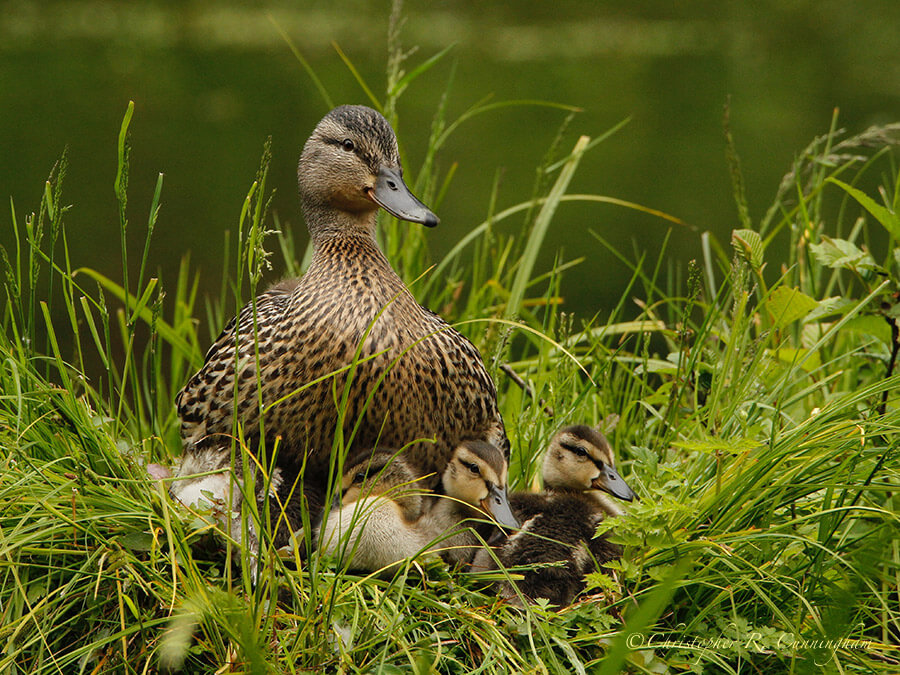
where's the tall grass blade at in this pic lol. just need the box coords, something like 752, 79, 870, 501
506, 135, 589, 318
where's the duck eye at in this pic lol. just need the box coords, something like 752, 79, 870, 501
341, 138, 355, 152
463, 461, 480, 475
562, 442, 589, 458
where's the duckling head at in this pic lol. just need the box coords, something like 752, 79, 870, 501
543, 425, 635, 501
442, 440, 519, 529
339, 450, 425, 521
298, 105, 438, 236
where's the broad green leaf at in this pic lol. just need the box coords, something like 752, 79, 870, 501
809, 236, 876, 273
844, 314, 892, 342
765, 286, 818, 328
828, 176, 900, 239
120, 531, 155, 551
772, 346, 822, 372
732, 228, 764, 269
805, 296, 855, 322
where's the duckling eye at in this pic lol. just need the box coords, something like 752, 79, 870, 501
341, 138, 355, 152
462, 461, 480, 475
354, 471, 367, 483
561, 442, 589, 458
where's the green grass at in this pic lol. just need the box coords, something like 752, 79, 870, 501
2, 19, 899, 674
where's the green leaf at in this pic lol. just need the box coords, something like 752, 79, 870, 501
75, 266, 199, 365
772, 346, 822, 372
828, 176, 900, 239
597, 558, 693, 675
332, 41, 381, 110
809, 236, 877, 273
731, 228, 764, 269
844, 314, 892, 343
120, 531, 154, 551
389, 44, 455, 99
506, 135, 590, 318
764, 286, 819, 328
805, 296, 855, 322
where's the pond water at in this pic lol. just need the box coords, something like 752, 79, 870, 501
2, 0, 898, 345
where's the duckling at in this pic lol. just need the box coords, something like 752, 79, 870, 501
172, 105, 509, 541
316, 449, 429, 573
318, 440, 518, 574
419, 439, 518, 566
472, 425, 635, 607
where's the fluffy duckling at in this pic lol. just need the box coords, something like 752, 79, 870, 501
421, 439, 519, 566
338, 450, 426, 521
319, 440, 518, 574
172, 105, 509, 542
473, 425, 635, 607
316, 449, 429, 573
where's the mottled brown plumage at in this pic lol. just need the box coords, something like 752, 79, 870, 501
472, 425, 635, 607
172, 105, 507, 540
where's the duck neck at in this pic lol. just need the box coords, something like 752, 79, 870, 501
303, 201, 379, 247
591, 491, 625, 518
303, 203, 399, 278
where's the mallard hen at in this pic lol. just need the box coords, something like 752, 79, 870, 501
171, 106, 508, 539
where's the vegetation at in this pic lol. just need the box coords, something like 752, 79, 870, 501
1, 20, 898, 675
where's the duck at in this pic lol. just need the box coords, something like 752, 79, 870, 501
171, 105, 509, 543
471, 424, 635, 607
420, 439, 519, 566
318, 440, 518, 574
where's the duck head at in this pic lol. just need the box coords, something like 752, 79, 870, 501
543, 425, 636, 502
298, 105, 438, 234
442, 440, 519, 529
337, 449, 425, 522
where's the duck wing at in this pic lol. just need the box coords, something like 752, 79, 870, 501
176, 283, 295, 453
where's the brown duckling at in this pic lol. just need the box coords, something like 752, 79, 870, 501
172, 105, 509, 543
318, 440, 518, 574
472, 425, 635, 607
421, 439, 519, 566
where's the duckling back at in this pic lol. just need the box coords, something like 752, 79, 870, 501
490, 491, 622, 606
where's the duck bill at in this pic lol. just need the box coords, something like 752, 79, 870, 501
370, 166, 439, 227
592, 466, 636, 502
481, 484, 519, 529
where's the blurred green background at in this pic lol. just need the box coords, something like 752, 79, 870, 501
3, 0, 899, 328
